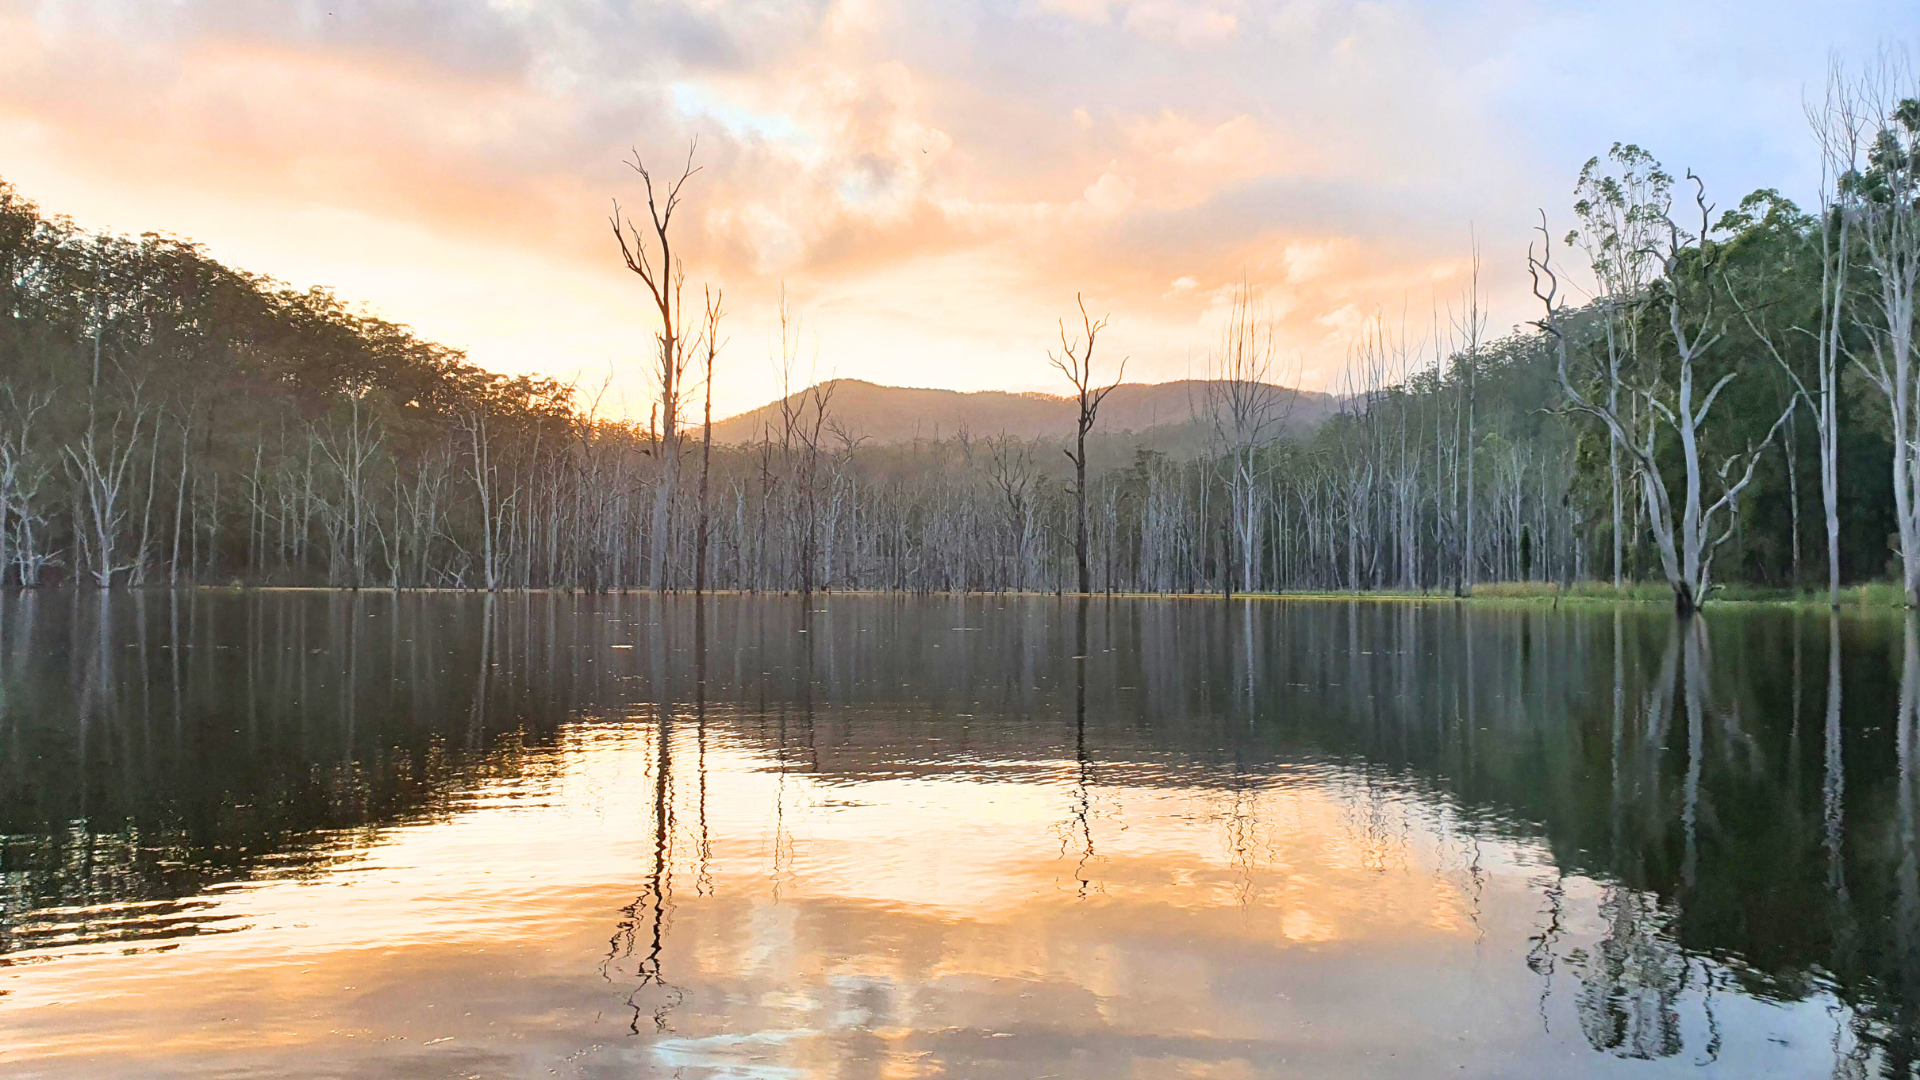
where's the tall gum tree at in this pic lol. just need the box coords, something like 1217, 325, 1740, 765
1535, 173, 1795, 614
1570, 144, 1670, 590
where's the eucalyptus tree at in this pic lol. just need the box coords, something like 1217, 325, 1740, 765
1450, 252, 1488, 594
313, 384, 384, 587
1535, 174, 1794, 614
1723, 179, 1848, 605
1570, 145, 1670, 589
772, 295, 840, 595
1804, 68, 1865, 605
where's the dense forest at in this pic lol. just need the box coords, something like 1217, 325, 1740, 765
0, 67, 1915, 607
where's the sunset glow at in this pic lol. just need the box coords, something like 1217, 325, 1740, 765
0, 0, 1898, 418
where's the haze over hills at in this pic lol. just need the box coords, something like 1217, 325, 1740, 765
708, 379, 1346, 446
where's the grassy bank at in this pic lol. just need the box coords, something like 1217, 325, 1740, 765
1299, 580, 1914, 610
17, 581, 1909, 610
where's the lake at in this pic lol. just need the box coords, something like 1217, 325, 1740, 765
0, 592, 1912, 1078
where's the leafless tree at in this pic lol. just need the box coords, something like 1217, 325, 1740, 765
612, 142, 701, 592
985, 434, 1041, 590
313, 383, 384, 588
1452, 249, 1487, 594
1204, 282, 1293, 593
695, 286, 725, 594
459, 409, 512, 590
1050, 293, 1124, 595
0, 388, 52, 587
773, 290, 839, 595
64, 375, 149, 588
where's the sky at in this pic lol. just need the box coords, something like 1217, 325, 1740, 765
0, 1, 1910, 420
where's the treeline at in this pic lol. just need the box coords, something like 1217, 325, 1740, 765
0, 61, 1914, 599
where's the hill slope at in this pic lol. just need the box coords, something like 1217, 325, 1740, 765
708, 379, 1343, 445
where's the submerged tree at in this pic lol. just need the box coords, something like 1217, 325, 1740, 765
1205, 283, 1290, 594
1051, 294, 1124, 595
612, 143, 702, 594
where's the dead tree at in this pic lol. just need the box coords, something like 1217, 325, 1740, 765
313, 384, 384, 588
64, 377, 148, 588
0, 388, 51, 587
1729, 73, 1857, 606
985, 435, 1040, 591
694, 286, 724, 595
612, 142, 700, 592
1204, 282, 1291, 593
1050, 293, 1124, 595
459, 408, 512, 590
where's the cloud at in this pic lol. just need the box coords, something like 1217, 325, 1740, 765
1122, 2, 1238, 45
0, 0, 1899, 414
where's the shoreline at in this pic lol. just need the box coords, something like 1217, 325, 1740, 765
3, 582, 1908, 611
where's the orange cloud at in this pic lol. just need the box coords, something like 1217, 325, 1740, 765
0, 0, 1857, 415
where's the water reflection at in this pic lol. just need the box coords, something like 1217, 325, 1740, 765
1, 593, 1918, 1076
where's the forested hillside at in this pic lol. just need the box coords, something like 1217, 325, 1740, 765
0, 71, 1913, 602
706, 378, 1344, 446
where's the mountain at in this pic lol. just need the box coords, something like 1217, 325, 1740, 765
707, 379, 1344, 446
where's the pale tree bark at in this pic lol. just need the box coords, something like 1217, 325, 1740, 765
314, 385, 383, 589
694, 287, 724, 595
611, 143, 701, 593
1728, 71, 1864, 607
772, 293, 841, 595
1571, 144, 1669, 589
460, 409, 511, 590
985, 435, 1039, 591
64, 377, 149, 589
0, 388, 50, 588
1204, 282, 1292, 594
1451, 248, 1487, 595
1534, 179, 1794, 615
1837, 56, 1920, 604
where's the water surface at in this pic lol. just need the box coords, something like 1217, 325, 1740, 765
1, 593, 1914, 1077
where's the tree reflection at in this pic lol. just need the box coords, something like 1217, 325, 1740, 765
1064, 596, 1097, 898
1574, 618, 1677, 1057
1573, 886, 1687, 1059
607, 595, 683, 1034
9, 593, 1920, 1069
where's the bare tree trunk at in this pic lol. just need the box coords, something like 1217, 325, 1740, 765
612, 145, 706, 593
1830, 59, 1918, 603
1050, 294, 1123, 595
1535, 175, 1793, 614
695, 288, 722, 595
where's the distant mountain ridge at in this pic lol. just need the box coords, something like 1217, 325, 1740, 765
708, 379, 1344, 445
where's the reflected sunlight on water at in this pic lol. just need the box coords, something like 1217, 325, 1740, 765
0, 593, 1910, 1077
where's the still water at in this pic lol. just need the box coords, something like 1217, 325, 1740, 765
0, 592, 1913, 1078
